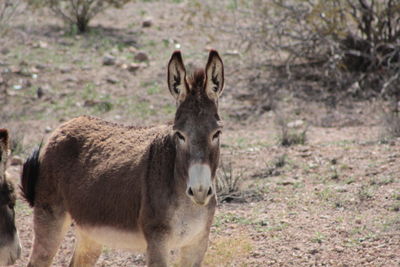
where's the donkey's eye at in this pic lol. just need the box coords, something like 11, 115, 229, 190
175, 132, 185, 142
212, 131, 221, 140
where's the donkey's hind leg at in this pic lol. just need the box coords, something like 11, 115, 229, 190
28, 207, 70, 267
69, 228, 102, 267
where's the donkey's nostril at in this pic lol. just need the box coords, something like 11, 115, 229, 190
187, 187, 194, 196
207, 187, 213, 196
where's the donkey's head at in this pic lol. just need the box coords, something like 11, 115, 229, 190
168, 50, 224, 206
0, 129, 21, 265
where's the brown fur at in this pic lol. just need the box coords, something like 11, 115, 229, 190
22, 50, 224, 267
0, 129, 21, 265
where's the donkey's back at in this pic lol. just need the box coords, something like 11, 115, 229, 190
26, 115, 170, 229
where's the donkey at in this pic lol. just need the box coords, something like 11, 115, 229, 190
21, 50, 224, 267
0, 129, 21, 265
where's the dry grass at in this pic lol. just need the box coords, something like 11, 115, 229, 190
381, 107, 400, 140
204, 235, 253, 267
275, 115, 308, 147
216, 160, 244, 203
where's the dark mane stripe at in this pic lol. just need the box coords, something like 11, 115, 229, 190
187, 69, 205, 90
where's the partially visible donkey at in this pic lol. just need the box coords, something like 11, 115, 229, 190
22, 50, 225, 267
0, 129, 21, 265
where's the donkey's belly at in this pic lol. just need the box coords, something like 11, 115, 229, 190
79, 226, 147, 252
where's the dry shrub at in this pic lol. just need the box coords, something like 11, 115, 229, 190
188, 0, 400, 108
0, 0, 21, 36
29, 0, 133, 32
275, 115, 308, 146
216, 161, 244, 203
381, 101, 400, 140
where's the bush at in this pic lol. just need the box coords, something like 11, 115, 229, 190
275, 115, 308, 146
189, 0, 400, 106
216, 161, 244, 203
0, 0, 21, 36
381, 100, 400, 140
30, 0, 133, 33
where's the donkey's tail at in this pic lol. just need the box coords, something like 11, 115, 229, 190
21, 142, 42, 207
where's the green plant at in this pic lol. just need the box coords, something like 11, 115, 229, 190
311, 231, 325, 244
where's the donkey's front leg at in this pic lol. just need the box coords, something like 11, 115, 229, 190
146, 239, 169, 267
179, 233, 209, 267
143, 225, 170, 267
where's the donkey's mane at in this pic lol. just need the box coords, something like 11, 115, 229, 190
80, 115, 172, 129
187, 69, 205, 91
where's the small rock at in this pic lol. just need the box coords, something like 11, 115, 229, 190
58, 40, 74, 46
59, 66, 72, 73
30, 67, 39, 74
19, 60, 28, 66
128, 63, 141, 72
64, 76, 78, 83
122, 37, 137, 46
106, 77, 119, 84
334, 186, 347, 193
224, 50, 240, 57
334, 246, 344, 253
37, 87, 44, 99
10, 156, 23, 166
81, 66, 92, 71
308, 248, 319, 255
102, 55, 116, 66
24, 80, 32, 87
128, 46, 138, 54
142, 18, 153, 27
33, 41, 48, 49
1, 48, 10, 55
45, 126, 52, 133
35, 64, 47, 70
287, 119, 304, 128
13, 85, 22, 90
10, 66, 21, 74
134, 51, 149, 62
278, 179, 295, 186
84, 100, 96, 107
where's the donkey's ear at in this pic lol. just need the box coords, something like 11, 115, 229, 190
168, 51, 188, 102
0, 129, 8, 147
205, 50, 224, 101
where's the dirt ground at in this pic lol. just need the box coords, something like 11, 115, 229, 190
1, 1, 399, 266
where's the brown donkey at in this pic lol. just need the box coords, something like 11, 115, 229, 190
21, 50, 224, 267
0, 129, 21, 265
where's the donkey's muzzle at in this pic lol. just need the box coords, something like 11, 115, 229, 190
187, 185, 213, 206
187, 164, 214, 206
